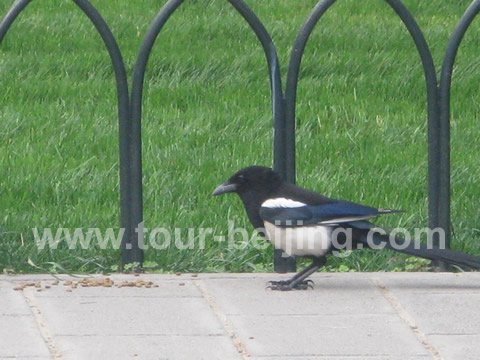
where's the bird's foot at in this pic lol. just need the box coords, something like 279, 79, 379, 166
267, 279, 314, 286
267, 280, 290, 286
266, 279, 314, 291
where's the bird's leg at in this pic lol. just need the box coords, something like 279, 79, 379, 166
268, 263, 316, 286
267, 257, 326, 291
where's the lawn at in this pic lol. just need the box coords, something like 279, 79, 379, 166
1, 0, 479, 274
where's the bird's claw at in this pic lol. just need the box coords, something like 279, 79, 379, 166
294, 282, 314, 290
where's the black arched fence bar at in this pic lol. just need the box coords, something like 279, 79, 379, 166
1, 0, 479, 271
131, 0, 296, 272
0, 0, 133, 266
128, 0, 188, 268
228, 0, 294, 272
0, 0, 31, 41
285, 0, 443, 267
439, 0, 480, 252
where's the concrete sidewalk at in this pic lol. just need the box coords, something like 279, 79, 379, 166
1, 272, 479, 360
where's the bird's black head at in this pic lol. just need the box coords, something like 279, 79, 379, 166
212, 166, 284, 230
211, 165, 282, 199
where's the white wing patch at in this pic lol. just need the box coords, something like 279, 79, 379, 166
319, 214, 376, 225
262, 198, 306, 208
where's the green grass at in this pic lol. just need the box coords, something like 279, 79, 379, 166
1, 0, 479, 274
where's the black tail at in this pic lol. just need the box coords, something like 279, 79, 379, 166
355, 226, 480, 270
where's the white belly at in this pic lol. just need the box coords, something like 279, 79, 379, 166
263, 221, 332, 257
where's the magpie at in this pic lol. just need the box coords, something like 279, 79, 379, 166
212, 165, 480, 291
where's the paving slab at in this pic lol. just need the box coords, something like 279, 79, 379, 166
0, 280, 51, 359
253, 356, 431, 360
199, 274, 429, 358
373, 272, 480, 360
200, 273, 395, 316
226, 313, 429, 357
53, 334, 242, 360
1, 272, 480, 360
428, 334, 480, 360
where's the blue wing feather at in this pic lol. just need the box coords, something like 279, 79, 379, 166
260, 200, 383, 227
309, 201, 379, 218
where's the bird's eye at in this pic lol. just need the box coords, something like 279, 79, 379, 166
237, 174, 247, 184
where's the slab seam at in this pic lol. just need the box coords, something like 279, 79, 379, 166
371, 278, 443, 360
193, 279, 250, 359
22, 287, 63, 359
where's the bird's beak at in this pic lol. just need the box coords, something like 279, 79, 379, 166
211, 181, 238, 196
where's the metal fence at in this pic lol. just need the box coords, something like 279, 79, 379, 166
1, 0, 479, 272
